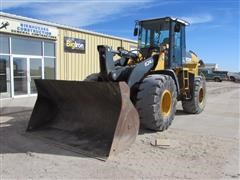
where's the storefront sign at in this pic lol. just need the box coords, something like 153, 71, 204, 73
64, 37, 85, 53
0, 18, 58, 39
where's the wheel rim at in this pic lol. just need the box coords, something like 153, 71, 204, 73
199, 88, 204, 104
160, 90, 172, 117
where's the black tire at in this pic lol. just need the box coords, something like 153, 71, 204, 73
230, 76, 236, 82
84, 73, 102, 81
214, 77, 221, 82
182, 76, 206, 114
136, 74, 177, 131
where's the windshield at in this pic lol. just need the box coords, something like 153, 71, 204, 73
139, 20, 170, 48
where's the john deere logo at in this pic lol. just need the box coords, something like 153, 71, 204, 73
0, 22, 9, 30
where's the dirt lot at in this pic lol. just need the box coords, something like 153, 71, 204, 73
0, 81, 239, 179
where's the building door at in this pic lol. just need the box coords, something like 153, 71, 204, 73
12, 56, 43, 96
29, 58, 42, 94
0, 56, 11, 98
13, 57, 28, 96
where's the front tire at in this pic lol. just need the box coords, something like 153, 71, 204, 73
182, 76, 206, 114
136, 74, 177, 131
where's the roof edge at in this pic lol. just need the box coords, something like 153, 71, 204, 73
138, 16, 189, 26
0, 11, 137, 43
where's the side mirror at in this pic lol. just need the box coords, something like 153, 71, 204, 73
133, 27, 138, 36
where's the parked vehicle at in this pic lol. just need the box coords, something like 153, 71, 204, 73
200, 69, 228, 82
228, 72, 240, 82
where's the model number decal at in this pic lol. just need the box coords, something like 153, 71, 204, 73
144, 59, 153, 67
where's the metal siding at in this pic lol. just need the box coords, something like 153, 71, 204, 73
122, 41, 138, 50
57, 28, 137, 81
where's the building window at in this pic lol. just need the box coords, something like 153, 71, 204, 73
44, 58, 55, 79
12, 37, 42, 55
0, 35, 10, 54
44, 42, 55, 57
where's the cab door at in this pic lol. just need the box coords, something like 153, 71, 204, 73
170, 21, 186, 69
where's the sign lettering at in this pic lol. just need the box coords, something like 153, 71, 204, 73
0, 18, 58, 39
64, 37, 85, 53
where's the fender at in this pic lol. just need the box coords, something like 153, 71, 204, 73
149, 69, 180, 96
127, 56, 157, 88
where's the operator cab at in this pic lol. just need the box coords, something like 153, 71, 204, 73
134, 17, 189, 69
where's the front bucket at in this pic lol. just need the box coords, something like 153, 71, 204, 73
27, 80, 139, 159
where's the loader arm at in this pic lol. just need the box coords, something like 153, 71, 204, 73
97, 45, 158, 88
98, 45, 116, 81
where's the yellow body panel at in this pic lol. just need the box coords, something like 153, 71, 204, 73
183, 53, 200, 76
151, 50, 201, 96
155, 52, 165, 70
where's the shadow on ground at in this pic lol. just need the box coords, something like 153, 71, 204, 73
0, 109, 107, 160
0, 107, 191, 160
138, 109, 191, 134
0, 106, 33, 116
175, 109, 191, 116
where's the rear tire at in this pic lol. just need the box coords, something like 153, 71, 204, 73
182, 76, 206, 114
214, 77, 221, 82
136, 74, 177, 131
230, 76, 236, 82
84, 73, 103, 81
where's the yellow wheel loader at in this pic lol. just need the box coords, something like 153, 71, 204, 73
27, 17, 206, 159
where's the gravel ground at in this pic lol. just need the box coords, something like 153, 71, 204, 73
0, 81, 239, 179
